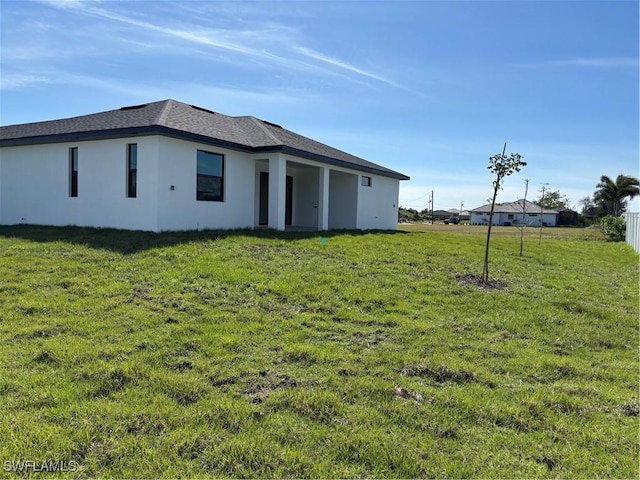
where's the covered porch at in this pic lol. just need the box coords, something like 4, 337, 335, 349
253, 155, 359, 231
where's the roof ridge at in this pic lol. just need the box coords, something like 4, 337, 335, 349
154, 99, 175, 126
247, 116, 282, 145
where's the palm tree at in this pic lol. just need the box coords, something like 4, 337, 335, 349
593, 174, 640, 216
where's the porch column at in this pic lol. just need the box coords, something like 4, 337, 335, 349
268, 155, 286, 230
317, 166, 329, 230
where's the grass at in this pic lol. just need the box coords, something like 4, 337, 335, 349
0, 223, 637, 478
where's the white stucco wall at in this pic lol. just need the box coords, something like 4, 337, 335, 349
155, 137, 255, 231
534, 213, 557, 227
357, 174, 400, 230
0, 137, 160, 231
1, 135, 404, 232
470, 211, 557, 226
328, 170, 358, 229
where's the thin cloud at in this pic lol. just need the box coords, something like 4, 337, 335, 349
0, 67, 314, 109
517, 57, 639, 68
35, 0, 412, 92
551, 57, 639, 68
49, 2, 280, 59
294, 46, 403, 88
37, 0, 88, 7
0, 74, 50, 90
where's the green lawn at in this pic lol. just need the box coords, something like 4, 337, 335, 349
0, 224, 637, 478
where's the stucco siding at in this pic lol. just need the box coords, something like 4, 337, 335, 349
156, 136, 255, 231
470, 211, 557, 226
357, 174, 399, 230
328, 170, 358, 229
0, 138, 160, 231
1, 135, 403, 232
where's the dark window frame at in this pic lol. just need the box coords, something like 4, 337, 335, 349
69, 147, 78, 197
196, 149, 224, 202
127, 143, 137, 198
361, 175, 372, 187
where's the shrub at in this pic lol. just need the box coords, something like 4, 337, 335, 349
600, 215, 626, 241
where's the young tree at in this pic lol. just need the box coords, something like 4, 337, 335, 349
482, 144, 526, 283
518, 179, 529, 257
537, 183, 548, 245
534, 188, 570, 209
593, 174, 640, 216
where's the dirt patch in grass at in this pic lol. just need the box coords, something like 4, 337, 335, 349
621, 402, 639, 417
14, 325, 67, 340
172, 391, 201, 406
534, 455, 558, 471
91, 368, 130, 398
33, 350, 58, 364
393, 385, 428, 403
244, 370, 298, 403
170, 360, 194, 372
456, 273, 508, 290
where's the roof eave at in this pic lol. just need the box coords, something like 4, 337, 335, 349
255, 145, 410, 180
0, 127, 156, 147
0, 126, 256, 153
1, 128, 410, 181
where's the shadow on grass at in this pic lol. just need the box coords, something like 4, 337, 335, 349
0, 224, 407, 255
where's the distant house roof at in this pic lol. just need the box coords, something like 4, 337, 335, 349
470, 199, 558, 215
447, 209, 470, 216
0, 99, 409, 180
432, 209, 451, 217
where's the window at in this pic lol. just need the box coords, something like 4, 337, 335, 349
196, 150, 224, 201
127, 144, 137, 198
361, 176, 372, 187
69, 147, 78, 197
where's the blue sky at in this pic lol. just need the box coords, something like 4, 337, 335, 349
2, 0, 638, 212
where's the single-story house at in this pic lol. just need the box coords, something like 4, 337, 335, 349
0, 99, 409, 232
447, 209, 470, 221
431, 209, 452, 221
469, 199, 558, 226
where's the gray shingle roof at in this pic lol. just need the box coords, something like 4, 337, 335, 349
0, 99, 409, 180
470, 199, 558, 215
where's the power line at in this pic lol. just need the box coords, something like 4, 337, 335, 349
400, 193, 429, 204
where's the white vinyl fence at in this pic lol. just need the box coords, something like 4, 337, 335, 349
624, 213, 640, 253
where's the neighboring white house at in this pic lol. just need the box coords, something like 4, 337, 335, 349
469, 199, 558, 226
0, 100, 409, 232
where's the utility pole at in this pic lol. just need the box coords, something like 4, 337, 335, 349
431, 190, 434, 224
539, 183, 548, 245
460, 200, 464, 222
520, 179, 529, 257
